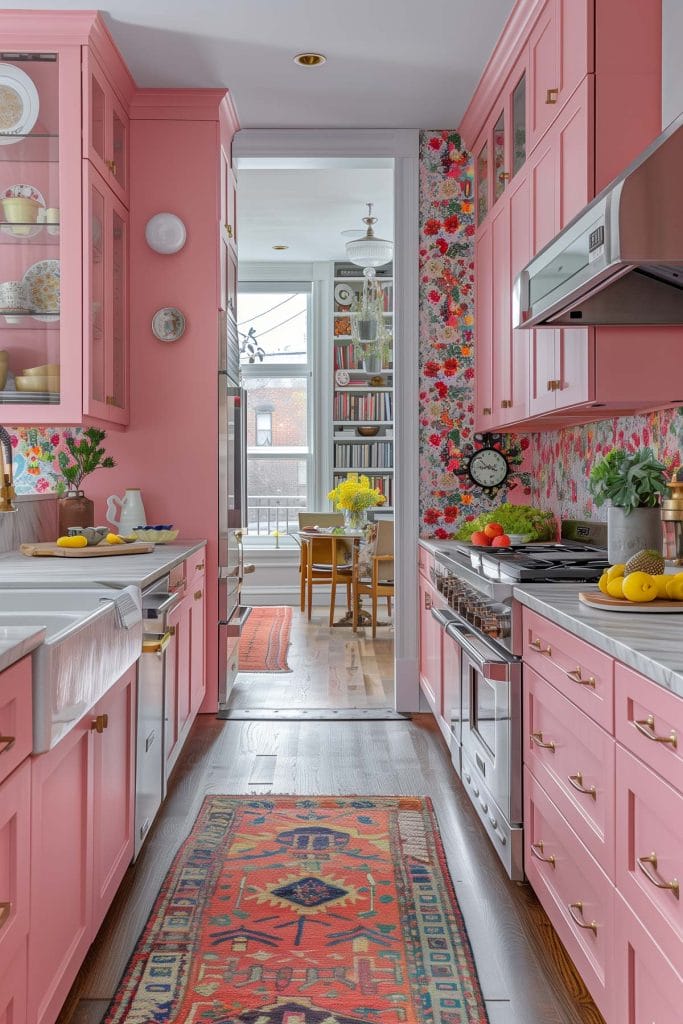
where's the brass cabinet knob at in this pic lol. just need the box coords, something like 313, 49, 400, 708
482, 407, 492, 416
546, 379, 562, 391
500, 399, 512, 409
106, 158, 118, 175
194, 589, 203, 600
225, 224, 233, 238
195, 561, 205, 572
91, 713, 109, 734
545, 88, 559, 105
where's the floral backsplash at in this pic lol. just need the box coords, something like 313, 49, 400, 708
5, 427, 83, 494
529, 408, 683, 521
418, 130, 531, 539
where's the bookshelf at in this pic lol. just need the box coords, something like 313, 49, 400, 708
331, 261, 394, 507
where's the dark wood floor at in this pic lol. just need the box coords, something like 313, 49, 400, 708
59, 714, 603, 1024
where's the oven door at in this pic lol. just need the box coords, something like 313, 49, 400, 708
455, 621, 522, 827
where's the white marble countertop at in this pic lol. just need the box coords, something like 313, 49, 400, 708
0, 540, 206, 591
0, 626, 46, 674
419, 538, 462, 556
513, 583, 683, 699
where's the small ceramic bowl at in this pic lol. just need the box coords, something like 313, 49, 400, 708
130, 526, 179, 544
506, 533, 533, 545
67, 525, 108, 546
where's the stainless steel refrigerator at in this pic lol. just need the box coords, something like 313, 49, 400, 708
218, 312, 250, 707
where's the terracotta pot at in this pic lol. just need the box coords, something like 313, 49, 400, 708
58, 490, 94, 536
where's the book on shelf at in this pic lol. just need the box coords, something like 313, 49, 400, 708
333, 393, 393, 420
333, 441, 393, 469
332, 470, 394, 506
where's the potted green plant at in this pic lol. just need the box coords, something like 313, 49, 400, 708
588, 446, 668, 562
56, 428, 116, 535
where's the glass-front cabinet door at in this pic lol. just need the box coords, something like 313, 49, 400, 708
493, 110, 507, 203
512, 71, 527, 177
476, 142, 489, 225
83, 50, 129, 208
0, 47, 83, 422
83, 163, 129, 424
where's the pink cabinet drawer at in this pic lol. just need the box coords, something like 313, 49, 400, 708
418, 544, 434, 580
614, 893, 683, 1024
522, 608, 614, 731
0, 760, 31, 970
524, 767, 613, 1020
0, 656, 32, 786
615, 662, 682, 792
186, 548, 206, 582
524, 665, 615, 878
615, 745, 682, 959
169, 562, 186, 595
0, 938, 27, 1024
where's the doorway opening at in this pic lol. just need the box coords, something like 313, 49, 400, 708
225, 155, 398, 717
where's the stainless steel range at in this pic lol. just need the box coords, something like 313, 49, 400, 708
429, 521, 607, 880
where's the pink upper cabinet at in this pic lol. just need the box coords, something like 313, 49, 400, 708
83, 50, 130, 208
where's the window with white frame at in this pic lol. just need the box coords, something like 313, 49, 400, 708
238, 285, 312, 544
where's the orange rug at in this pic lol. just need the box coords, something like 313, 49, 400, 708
239, 606, 292, 672
104, 795, 489, 1023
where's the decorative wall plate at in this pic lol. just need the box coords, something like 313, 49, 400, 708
1, 183, 45, 205
23, 259, 60, 321
152, 306, 186, 342
334, 283, 354, 307
335, 369, 350, 387
0, 64, 39, 143
145, 213, 187, 254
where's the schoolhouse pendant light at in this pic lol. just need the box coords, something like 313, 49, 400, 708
345, 203, 393, 269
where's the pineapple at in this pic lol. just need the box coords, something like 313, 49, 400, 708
624, 549, 665, 576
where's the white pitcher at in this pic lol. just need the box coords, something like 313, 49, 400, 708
106, 489, 147, 535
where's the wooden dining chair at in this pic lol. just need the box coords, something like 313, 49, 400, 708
297, 512, 351, 621
352, 520, 394, 637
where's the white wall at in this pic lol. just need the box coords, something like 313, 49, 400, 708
663, 0, 683, 127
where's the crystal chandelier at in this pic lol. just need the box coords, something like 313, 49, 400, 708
345, 203, 393, 268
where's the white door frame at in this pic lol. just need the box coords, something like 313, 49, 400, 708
233, 129, 420, 712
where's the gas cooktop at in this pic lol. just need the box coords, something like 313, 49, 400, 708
452, 536, 609, 583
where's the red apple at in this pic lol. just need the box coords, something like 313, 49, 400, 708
484, 522, 504, 538
471, 531, 491, 546
491, 534, 511, 547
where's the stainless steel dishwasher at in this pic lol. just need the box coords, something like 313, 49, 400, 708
135, 576, 179, 858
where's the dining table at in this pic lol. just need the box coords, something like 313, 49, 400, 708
296, 528, 370, 626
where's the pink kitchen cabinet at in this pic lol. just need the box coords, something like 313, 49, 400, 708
83, 162, 130, 426
0, 760, 31, 987
83, 48, 130, 208
614, 893, 683, 1024
189, 577, 207, 717
28, 666, 136, 1024
219, 142, 238, 318
165, 556, 206, 782
418, 575, 442, 714
474, 223, 494, 429
0, 941, 27, 1024
90, 667, 136, 933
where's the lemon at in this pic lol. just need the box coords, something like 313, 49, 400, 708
598, 572, 610, 595
606, 576, 625, 599
622, 571, 658, 602
653, 574, 671, 599
606, 563, 626, 581
106, 532, 124, 545
665, 576, 683, 600
56, 535, 88, 548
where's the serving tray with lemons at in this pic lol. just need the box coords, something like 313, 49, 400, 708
579, 550, 683, 613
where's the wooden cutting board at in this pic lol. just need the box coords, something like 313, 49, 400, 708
20, 541, 155, 558
579, 590, 683, 613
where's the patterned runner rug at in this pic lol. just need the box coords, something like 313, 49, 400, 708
105, 795, 489, 1023
239, 606, 292, 672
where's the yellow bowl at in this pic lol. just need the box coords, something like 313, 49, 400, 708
21, 363, 59, 376
15, 375, 60, 393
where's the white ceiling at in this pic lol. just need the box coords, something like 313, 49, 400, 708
237, 166, 394, 263
2, 0, 515, 128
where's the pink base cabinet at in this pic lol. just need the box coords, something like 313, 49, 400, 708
521, 606, 683, 1022
28, 666, 136, 1024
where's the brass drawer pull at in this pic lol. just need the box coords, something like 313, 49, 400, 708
529, 638, 552, 656
225, 223, 233, 238
568, 901, 598, 935
0, 901, 10, 931
171, 580, 186, 593
565, 667, 596, 688
195, 561, 205, 572
634, 715, 677, 749
546, 378, 562, 391
637, 853, 680, 899
531, 730, 555, 752
545, 88, 559, 105
530, 840, 555, 867
106, 158, 118, 175
424, 592, 432, 610
482, 407, 492, 416
568, 772, 597, 800
194, 589, 203, 601
500, 399, 512, 409
0, 735, 15, 755
91, 713, 109, 734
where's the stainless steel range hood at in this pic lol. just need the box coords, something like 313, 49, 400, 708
513, 113, 683, 328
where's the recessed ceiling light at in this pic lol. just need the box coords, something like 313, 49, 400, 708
272, 244, 289, 251
293, 52, 326, 67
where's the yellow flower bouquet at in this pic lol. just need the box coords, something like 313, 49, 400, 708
328, 473, 386, 530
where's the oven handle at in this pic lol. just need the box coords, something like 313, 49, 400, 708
445, 620, 520, 680
431, 607, 459, 628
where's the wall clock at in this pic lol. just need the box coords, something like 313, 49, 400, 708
455, 433, 511, 496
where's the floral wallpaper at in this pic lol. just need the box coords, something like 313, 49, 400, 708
418, 130, 531, 539
6, 427, 82, 494
530, 408, 683, 521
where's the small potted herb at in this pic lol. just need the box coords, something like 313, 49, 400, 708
588, 446, 668, 562
56, 428, 116, 535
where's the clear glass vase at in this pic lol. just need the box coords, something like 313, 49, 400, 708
344, 508, 367, 532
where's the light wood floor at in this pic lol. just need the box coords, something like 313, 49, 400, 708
59, 714, 602, 1024
230, 606, 395, 710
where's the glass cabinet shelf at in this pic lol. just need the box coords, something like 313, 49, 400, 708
0, 133, 59, 162
0, 313, 60, 328
0, 225, 59, 244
